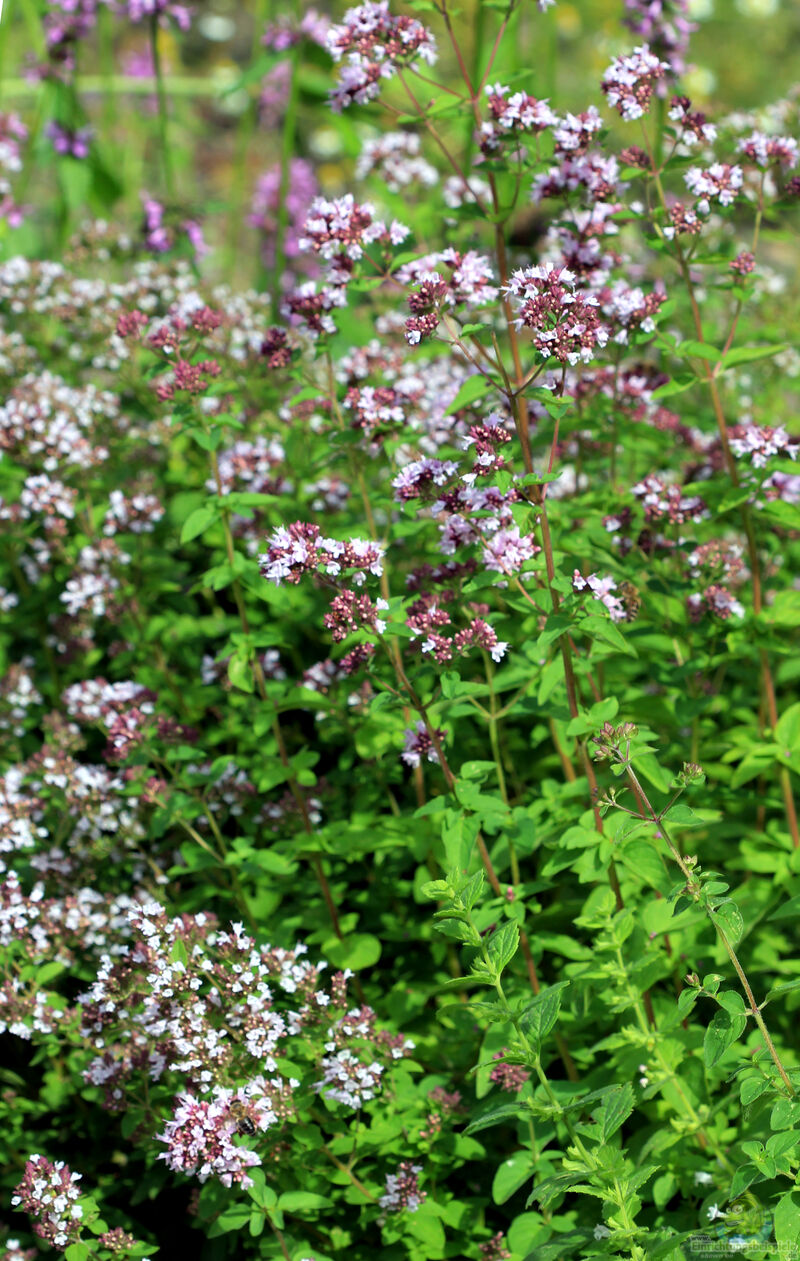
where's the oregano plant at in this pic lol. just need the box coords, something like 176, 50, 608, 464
0, 0, 799, 1259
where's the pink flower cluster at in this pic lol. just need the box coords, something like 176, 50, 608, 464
156, 1085, 275, 1189
263, 7, 329, 50
631, 474, 708, 525
406, 589, 509, 663
572, 571, 627, 622
210, 437, 290, 497
668, 96, 717, 146
400, 248, 497, 344
259, 522, 384, 586
737, 131, 798, 171
600, 281, 666, 344
0, 113, 27, 228
489, 1048, 531, 1093
623, 0, 695, 76
323, 590, 388, 642
250, 159, 319, 270
504, 266, 609, 365
116, 0, 191, 31
74, 903, 413, 1139
300, 194, 409, 270
356, 132, 438, 191
282, 193, 410, 338
601, 45, 670, 121
684, 163, 744, 213
392, 458, 460, 501
326, 1, 437, 112
480, 83, 558, 154
11, 1156, 84, 1250
379, 1161, 426, 1213
729, 423, 799, 468
141, 195, 207, 261
686, 540, 746, 623
401, 722, 445, 768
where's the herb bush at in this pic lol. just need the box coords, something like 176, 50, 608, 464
1, 1, 800, 1258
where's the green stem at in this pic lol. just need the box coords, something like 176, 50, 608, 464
485, 654, 519, 884
624, 764, 795, 1095
483, 935, 590, 1158
224, 0, 271, 278
271, 44, 301, 317
320, 1145, 377, 1201
150, 15, 174, 197
97, 5, 118, 139
613, 945, 734, 1171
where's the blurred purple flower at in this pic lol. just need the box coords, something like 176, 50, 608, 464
250, 158, 319, 274
622, 0, 696, 78
116, 0, 192, 30
259, 61, 291, 128
141, 194, 208, 261
45, 121, 92, 158
263, 8, 330, 51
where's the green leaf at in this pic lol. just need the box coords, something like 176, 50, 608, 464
582, 614, 637, 657
277, 1191, 331, 1213
465, 1101, 528, 1134
713, 899, 744, 946
187, 427, 224, 452
677, 338, 722, 362
181, 505, 217, 542
601, 1082, 635, 1141
486, 922, 519, 977
520, 1231, 592, 1260
620, 839, 668, 891
776, 702, 800, 753
662, 804, 702, 827
717, 486, 752, 514
227, 653, 255, 694
445, 374, 492, 414
441, 670, 462, 699
65, 1246, 90, 1261
760, 590, 800, 628
526, 1170, 579, 1209
716, 990, 746, 1017
632, 752, 672, 793
651, 376, 695, 399
205, 1200, 249, 1240
325, 932, 382, 971
492, 1150, 536, 1204
441, 812, 479, 872
721, 343, 786, 368
770, 1097, 800, 1131
520, 981, 569, 1047
774, 1190, 800, 1251
703, 1007, 747, 1068
740, 1076, 768, 1106
58, 157, 92, 211
729, 1162, 761, 1201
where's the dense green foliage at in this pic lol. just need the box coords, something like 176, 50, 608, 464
1, 2, 800, 1260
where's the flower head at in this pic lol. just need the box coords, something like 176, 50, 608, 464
326, 2, 437, 112
601, 45, 670, 121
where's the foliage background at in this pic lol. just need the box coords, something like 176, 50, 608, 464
2, 2, 800, 1260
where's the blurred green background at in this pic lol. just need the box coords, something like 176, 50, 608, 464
1, 0, 799, 279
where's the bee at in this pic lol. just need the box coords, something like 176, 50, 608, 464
228, 1098, 256, 1137
618, 581, 642, 622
